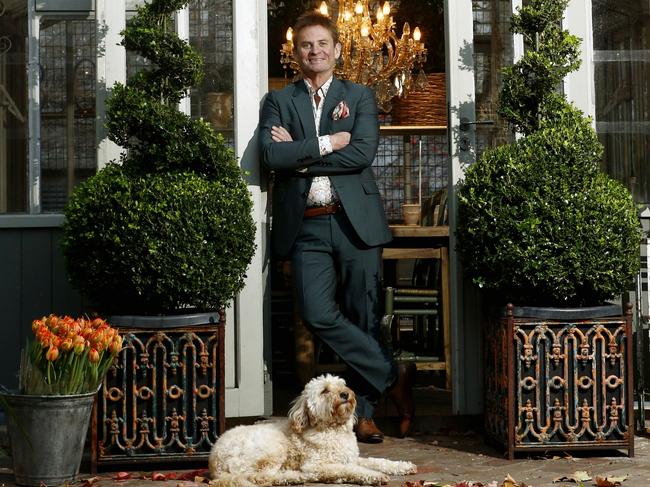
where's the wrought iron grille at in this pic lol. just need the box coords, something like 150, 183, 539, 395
485, 305, 633, 458
92, 314, 225, 469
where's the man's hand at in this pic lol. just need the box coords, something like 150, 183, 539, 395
271, 125, 293, 143
330, 131, 351, 151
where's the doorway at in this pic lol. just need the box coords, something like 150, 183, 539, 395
264, 0, 518, 420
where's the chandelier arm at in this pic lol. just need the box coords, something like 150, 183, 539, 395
380, 33, 402, 79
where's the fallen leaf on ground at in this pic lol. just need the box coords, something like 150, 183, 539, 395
114, 472, 132, 481
80, 476, 102, 487
502, 474, 519, 487
553, 471, 591, 483
176, 470, 210, 481
595, 474, 629, 486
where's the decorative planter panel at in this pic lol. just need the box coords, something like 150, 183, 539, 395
91, 312, 225, 470
485, 304, 633, 459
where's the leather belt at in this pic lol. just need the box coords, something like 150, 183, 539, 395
304, 202, 342, 218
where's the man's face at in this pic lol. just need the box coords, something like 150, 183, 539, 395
294, 24, 341, 79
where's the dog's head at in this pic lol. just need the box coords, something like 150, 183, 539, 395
287, 374, 356, 433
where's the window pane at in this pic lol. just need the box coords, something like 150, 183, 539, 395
189, 0, 234, 145
593, 0, 650, 203
126, 10, 155, 79
0, 4, 28, 213
472, 0, 515, 154
39, 18, 96, 212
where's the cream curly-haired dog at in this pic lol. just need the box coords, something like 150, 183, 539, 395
208, 374, 416, 486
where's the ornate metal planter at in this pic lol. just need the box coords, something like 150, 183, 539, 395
485, 303, 634, 459
91, 312, 225, 470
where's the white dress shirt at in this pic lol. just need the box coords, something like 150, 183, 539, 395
304, 77, 338, 207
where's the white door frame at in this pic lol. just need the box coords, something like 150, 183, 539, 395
226, 0, 269, 417
444, 0, 482, 415
564, 0, 596, 120
95, 0, 269, 417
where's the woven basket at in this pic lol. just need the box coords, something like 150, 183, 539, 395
392, 73, 447, 126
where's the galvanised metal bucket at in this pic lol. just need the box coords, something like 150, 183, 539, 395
0, 390, 95, 486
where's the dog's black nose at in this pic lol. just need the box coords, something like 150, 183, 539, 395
340, 392, 349, 400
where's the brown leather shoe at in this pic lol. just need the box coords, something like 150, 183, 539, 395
386, 362, 416, 437
355, 417, 384, 444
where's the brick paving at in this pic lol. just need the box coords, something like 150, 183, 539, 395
2, 426, 650, 487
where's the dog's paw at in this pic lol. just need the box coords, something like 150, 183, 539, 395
365, 472, 390, 485
400, 461, 417, 475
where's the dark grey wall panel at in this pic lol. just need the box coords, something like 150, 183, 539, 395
0, 227, 84, 390
0, 229, 23, 389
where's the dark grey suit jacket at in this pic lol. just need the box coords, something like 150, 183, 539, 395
259, 77, 392, 258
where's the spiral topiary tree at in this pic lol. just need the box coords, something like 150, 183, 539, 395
62, 0, 256, 314
456, 0, 641, 307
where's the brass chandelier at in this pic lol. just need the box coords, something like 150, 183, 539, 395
280, 1, 428, 112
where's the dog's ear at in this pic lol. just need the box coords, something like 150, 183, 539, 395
287, 394, 310, 433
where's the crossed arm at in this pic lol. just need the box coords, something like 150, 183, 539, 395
259, 86, 379, 176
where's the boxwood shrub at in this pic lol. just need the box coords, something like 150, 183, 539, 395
457, 117, 640, 306
62, 0, 255, 314
456, 0, 641, 307
63, 165, 255, 314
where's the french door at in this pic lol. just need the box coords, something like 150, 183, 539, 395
445, 0, 517, 414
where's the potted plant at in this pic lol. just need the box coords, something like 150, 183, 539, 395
455, 0, 641, 457
0, 315, 122, 486
60, 0, 255, 467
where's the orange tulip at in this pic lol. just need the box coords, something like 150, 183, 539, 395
73, 335, 86, 354
109, 335, 123, 355
89, 348, 100, 363
32, 319, 43, 334
27, 313, 121, 394
61, 337, 73, 352
45, 345, 59, 362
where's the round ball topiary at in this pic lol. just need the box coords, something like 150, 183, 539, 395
457, 120, 641, 307
62, 164, 256, 314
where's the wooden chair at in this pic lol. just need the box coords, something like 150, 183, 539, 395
381, 246, 451, 390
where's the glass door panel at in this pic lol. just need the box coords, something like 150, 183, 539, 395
188, 0, 234, 144
39, 17, 96, 212
0, 2, 28, 212
472, 0, 515, 157
593, 0, 650, 203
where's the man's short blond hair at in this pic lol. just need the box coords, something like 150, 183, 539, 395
292, 11, 340, 45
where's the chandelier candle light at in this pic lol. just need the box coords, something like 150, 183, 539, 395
281, 0, 428, 112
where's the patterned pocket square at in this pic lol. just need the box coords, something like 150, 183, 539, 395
332, 100, 350, 120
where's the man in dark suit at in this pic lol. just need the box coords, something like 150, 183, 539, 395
259, 11, 414, 443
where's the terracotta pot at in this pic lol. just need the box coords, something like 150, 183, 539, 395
402, 203, 421, 226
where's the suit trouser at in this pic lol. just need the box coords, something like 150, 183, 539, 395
291, 210, 396, 418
